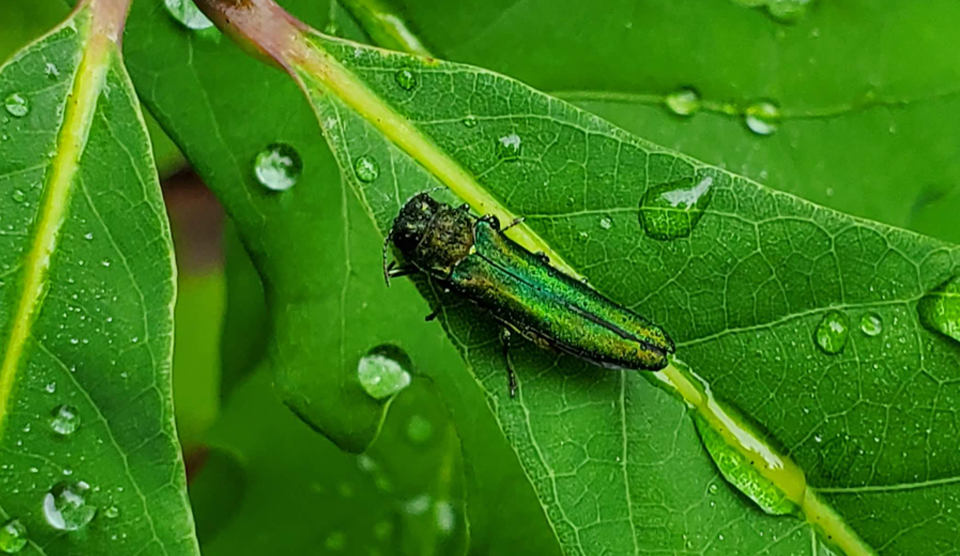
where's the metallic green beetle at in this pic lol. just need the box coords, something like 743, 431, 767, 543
384, 193, 675, 395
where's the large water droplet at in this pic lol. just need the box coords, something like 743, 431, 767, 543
814, 310, 849, 354
744, 101, 780, 136
859, 312, 883, 337
164, 0, 215, 30
0, 519, 27, 553
43, 481, 97, 531
406, 415, 434, 444
353, 155, 380, 183
4, 94, 29, 118
496, 134, 522, 160
665, 87, 701, 117
253, 143, 302, 191
692, 409, 801, 515
462, 115, 478, 128
357, 345, 412, 400
50, 404, 80, 436
638, 175, 714, 240
918, 275, 960, 343
394, 69, 418, 91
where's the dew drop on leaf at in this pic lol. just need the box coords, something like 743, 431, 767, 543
253, 143, 302, 191
406, 414, 434, 444
43, 481, 97, 531
324, 531, 346, 551
104, 505, 120, 519
353, 155, 380, 183
163, 0, 214, 31
814, 310, 849, 354
496, 133, 522, 160
665, 87, 701, 117
766, 0, 812, 22
11, 190, 25, 204
462, 115, 478, 128
599, 217, 612, 230
860, 312, 883, 337
373, 520, 393, 541
394, 69, 418, 91
744, 101, 781, 136
0, 518, 28, 554
50, 404, 81, 436
917, 274, 960, 343
638, 176, 714, 240
3, 93, 29, 118
357, 345, 412, 400
434, 500, 456, 535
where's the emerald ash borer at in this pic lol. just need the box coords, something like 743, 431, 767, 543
384, 193, 675, 395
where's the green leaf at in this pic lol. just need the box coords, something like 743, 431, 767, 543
0, 1, 198, 555
378, 0, 960, 244
196, 0, 960, 553
124, 1, 562, 554
191, 369, 469, 555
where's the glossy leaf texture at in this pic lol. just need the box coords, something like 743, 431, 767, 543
0, 1, 198, 555
380, 0, 960, 245
199, 0, 960, 554
124, 1, 561, 554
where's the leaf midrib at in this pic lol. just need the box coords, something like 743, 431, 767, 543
0, 4, 113, 440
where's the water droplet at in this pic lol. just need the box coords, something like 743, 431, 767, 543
4, 94, 28, 118
744, 101, 780, 136
253, 143, 302, 191
0, 518, 27, 553
708, 484, 719, 494
814, 310, 849, 354
324, 531, 346, 551
357, 345, 412, 400
496, 133, 522, 160
44, 382, 56, 394
373, 520, 393, 540
406, 415, 434, 444
50, 405, 81, 436
104, 505, 120, 519
403, 493, 431, 515
665, 87, 701, 117
394, 69, 418, 91
43, 481, 97, 531
639, 176, 714, 240
462, 115, 478, 128
766, 0, 812, 22
11, 190, 25, 203
918, 275, 960, 343
164, 0, 214, 30
353, 155, 380, 183
434, 500, 456, 535
44, 63, 59, 79
599, 217, 612, 230
860, 313, 883, 337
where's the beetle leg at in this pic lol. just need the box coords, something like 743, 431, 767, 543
386, 262, 418, 279
501, 216, 525, 232
382, 230, 394, 286
499, 328, 518, 398
424, 308, 440, 321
